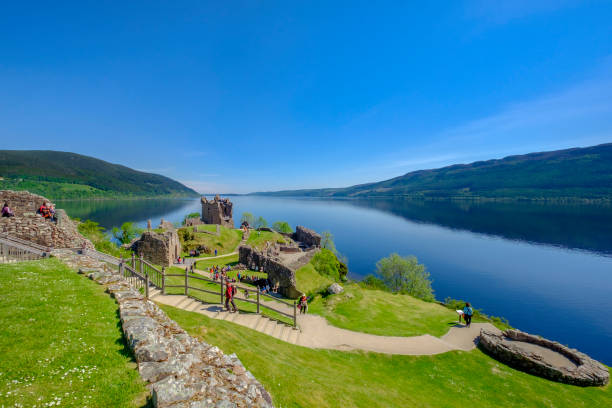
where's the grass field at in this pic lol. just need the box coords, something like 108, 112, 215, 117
246, 230, 287, 249
161, 304, 611, 408
179, 226, 243, 257
0, 258, 148, 407
308, 283, 460, 337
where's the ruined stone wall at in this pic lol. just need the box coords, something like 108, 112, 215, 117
239, 246, 302, 298
0, 190, 93, 249
201, 195, 234, 228
131, 230, 180, 266
293, 226, 321, 248
54, 250, 274, 407
184, 217, 203, 227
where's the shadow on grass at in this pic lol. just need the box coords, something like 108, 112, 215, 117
114, 308, 137, 362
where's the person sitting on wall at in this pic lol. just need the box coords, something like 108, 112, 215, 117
37, 202, 54, 221
1, 202, 15, 217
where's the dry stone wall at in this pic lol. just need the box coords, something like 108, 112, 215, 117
53, 250, 274, 407
0, 190, 93, 249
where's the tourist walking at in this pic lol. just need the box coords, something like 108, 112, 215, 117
463, 302, 473, 327
225, 281, 237, 313
299, 294, 308, 314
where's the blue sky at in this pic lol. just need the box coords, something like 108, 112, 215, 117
1, 1, 611, 193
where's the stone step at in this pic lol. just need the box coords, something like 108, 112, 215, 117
182, 299, 197, 311
233, 313, 253, 327
216, 311, 229, 321
149, 288, 160, 297
280, 326, 292, 342
187, 300, 201, 312
250, 315, 263, 330
287, 329, 299, 344
271, 322, 284, 339
263, 320, 277, 336
255, 316, 269, 332
175, 296, 192, 309
224, 312, 238, 323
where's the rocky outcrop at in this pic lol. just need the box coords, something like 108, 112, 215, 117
479, 329, 609, 387
0, 190, 93, 249
53, 250, 274, 407
327, 283, 344, 295
239, 246, 302, 298
131, 230, 181, 266
201, 195, 233, 228
292, 226, 321, 248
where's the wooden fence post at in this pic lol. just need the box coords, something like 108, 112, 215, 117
139, 258, 143, 275
220, 280, 224, 305
145, 272, 149, 299
293, 301, 297, 328
161, 267, 166, 295
119, 262, 124, 278
131, 253, 135, 269
257, 289, 260, 314
184, 267, 188, 296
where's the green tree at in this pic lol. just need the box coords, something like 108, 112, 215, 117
111, 222, 142, 245
254, 216, 268, 229
241, 212, 255, 227
375, 254, 434, 301
272, 221, 293, 233
321, 231, 337, 253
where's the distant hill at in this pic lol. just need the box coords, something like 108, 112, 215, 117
0, 150, 199, 199
252, 143, 612, 200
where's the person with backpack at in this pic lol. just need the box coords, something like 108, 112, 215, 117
225, 280, 238, 313
463, 302, 473, 327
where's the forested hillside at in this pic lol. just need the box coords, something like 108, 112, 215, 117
253, 143, 612, 200
0, 150, 199, 199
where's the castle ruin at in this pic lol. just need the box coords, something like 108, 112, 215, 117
201, 195, 234, 228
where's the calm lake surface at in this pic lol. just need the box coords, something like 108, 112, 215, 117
60, 196, 612, 365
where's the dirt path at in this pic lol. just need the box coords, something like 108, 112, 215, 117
151, 289, 500, 355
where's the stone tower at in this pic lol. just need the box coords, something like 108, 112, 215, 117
201, 195, 234, 228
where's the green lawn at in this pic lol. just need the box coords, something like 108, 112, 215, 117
161, 304, 611, 408
308, 283, 459, 337
246, 230, 287, 249
179, 226, 243, 257
295, 261, 336, 295
0, 259, 148, 407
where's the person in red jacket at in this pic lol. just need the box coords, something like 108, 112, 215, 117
225, 281, 237, 313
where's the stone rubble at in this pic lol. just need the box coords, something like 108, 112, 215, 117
479, 328, 609, 387
327, 283, 344, 295
53, 249, 274, 407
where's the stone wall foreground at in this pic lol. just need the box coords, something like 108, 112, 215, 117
479, 329, 609, 387
0, 190, 93, 249
54, 250, 274, 408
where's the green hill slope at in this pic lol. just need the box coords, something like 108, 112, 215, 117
0, 150, 199, 199
253, 143, 612, 200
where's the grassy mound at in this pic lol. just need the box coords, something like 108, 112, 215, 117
308, 283, 458, 337
245, 230, 287, 249
161, 304, 611, 408
178, 225, 243, 256
0, 258, 147, 407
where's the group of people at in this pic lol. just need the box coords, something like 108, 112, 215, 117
37, 202, 57, 222
1, 201, 57, 222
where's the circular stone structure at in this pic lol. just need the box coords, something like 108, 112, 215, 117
479, 329, 609, 387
